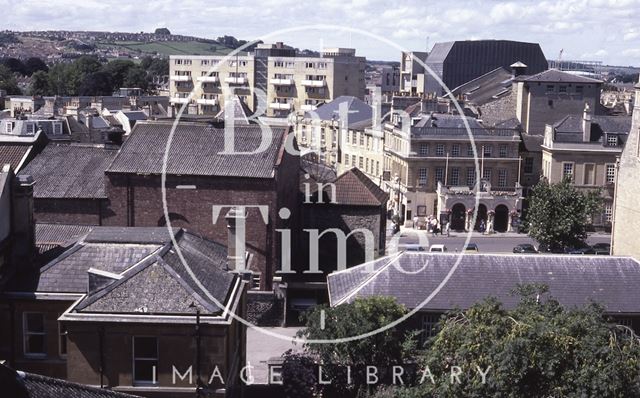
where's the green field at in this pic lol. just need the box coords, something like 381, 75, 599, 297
96, 40, 233, 56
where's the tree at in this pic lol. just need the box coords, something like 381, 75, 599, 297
101, 59, 136, 90
526, 178, 602, 251
29, 70, 50, 95
387, 285, 640, 398
123, 66, 149, 91
154, 27, 171, 35
78, 71, 112, 96
24, 57, 48, 75
291, 297, 418, 398
1, 57, 26, 75
0, 65, 21, 94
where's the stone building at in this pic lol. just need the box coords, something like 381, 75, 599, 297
383, 113, 522, 230
542, 105, 632, 229
613, 81, 640, 257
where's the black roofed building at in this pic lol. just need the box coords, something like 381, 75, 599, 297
328, 252, 640, 340
19, 144, 118, 226
104, 121, 300, 291
0, 227, 248, 398
424, 40, 548, 95
541, 105, 632, 230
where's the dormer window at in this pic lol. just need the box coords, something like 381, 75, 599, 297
26, 122, 35, 134
5, 122, 12, 134
52, 122, 63, 136
607, 135, 618, 147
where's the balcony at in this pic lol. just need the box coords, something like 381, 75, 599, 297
300, 104, 318, 111
170, 97, 190, 104
196, 76, 220, 83
301, 79, 326, 87
270, 78, 295, 86
269, 102, 292, 110
197, 98, 218, 105
225, 77, 247, 85
170, 75, 191, 82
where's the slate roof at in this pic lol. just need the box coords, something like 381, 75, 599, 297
35, 223, 94, 257
24, 226, 237, 316
328, 253, 640, 314
552, 115, 632, 143
0, 364, 141, 398
305, 96, 373, 129
522, 69, 602, 84
452, 67, 514, 106
0, 144, 32, 171
325, 168, 388, 206
521, 134, 544, 153
19, 144, 117, 199
106, 121, 287, 178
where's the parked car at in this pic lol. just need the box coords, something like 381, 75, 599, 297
513, 243, 538, 254
592, 243, 611, 254
429, 244, 448, 252
463, 243, 479, 253
398, 244, 428, 252
567, 246, 596, 255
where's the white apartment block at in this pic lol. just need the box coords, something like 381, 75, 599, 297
169, 44, 366, 118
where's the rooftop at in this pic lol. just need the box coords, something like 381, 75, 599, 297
19, 144, 117, 199
521, 69, 602, 84
328, 252, 640, 314
309, 167, 388, 206
305, 96, 373, 129
107, 121, 288, 178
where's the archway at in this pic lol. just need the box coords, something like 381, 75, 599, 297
494, 205, 509, 233
474, 204, 488, 231
451, 203, 466, 231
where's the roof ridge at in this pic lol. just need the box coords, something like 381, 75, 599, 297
333, 253, 401, 306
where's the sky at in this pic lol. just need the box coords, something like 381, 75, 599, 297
3, 0, 640, 66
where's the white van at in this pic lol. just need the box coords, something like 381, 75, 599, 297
429, 244, 448, 252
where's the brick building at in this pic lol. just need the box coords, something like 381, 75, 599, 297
0, 227, 247, 398
103, 121, 300, 290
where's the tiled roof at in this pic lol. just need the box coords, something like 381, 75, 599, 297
22, 226, 237, 316
328, 253, 640, 314
522, 69, 602, 84
19, 144, 117, 199
0, 364, 141, 398
0, 144, 32, 171
106, 122, 287, 178
35, 223, 94, 257
324, 168, 388, 206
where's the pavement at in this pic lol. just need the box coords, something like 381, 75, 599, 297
246, 327, 303, 384
388, 226, 612, 253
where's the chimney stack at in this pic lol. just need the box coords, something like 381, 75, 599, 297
510, 61, 528, 78
582, 102, 592, 142
11, 174, 35, 271
225, 207, 248, 271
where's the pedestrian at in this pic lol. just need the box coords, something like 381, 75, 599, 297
480, 219, 486, 234
445, 221, 451, 237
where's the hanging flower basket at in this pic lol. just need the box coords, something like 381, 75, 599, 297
487, 210, 496, 215
467, 208, 475, 215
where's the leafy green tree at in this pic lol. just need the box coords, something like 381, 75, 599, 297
102, 59, 136, 90
78, 71, 112, 96
123, 66, 149, 91
29, 70, 50, 95
47, 63, 74, 95
24, 57, 48, 75
385, 285, 640, 398
0, 65, 21, 94
1, 57, 26, 75
526, 178, 602, 251
293, 297, 418, 398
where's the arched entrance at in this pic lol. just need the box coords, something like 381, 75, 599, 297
494, 205, 509, 232
474, 204, 488, 231
451, 203, 466, 231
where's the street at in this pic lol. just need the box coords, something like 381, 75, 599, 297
387, 228, 612, 254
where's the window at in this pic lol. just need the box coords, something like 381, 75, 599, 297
344, 153, 349, 165
133, 337, 158, 384
483, 145, 492, 157
583, 163, 596, 185
359, 132, 364, 146
450, 168, 460, 186
524, 157, 534, 174
419, 143, 429, 156
436, 144, 445, 156
359, 156, 364, 169
420, 313, 440, 345
59, 322, 67, 357
5, 122, 12, 134
607, 135, 618, 147
605, 203, 613, 223
606, 164, 616, 184
418, 168, 427, 186
466, 167, 476, 187
576, 85, 584, 94
467, 144, 474, 157
451, 144, 460, 157
376, 161, 380, 176
499, 144, 508, 158
26, 122, 35, 134
435, 167, 444, 185
483, 168, 492, 182
352, 155, 356, 166
559, 85, 567, 93
546, 84, 555, 92
498, 169, 508, 188
563, 162, 574, 181
274, 60, 284, 67
23, 313, 46, 356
